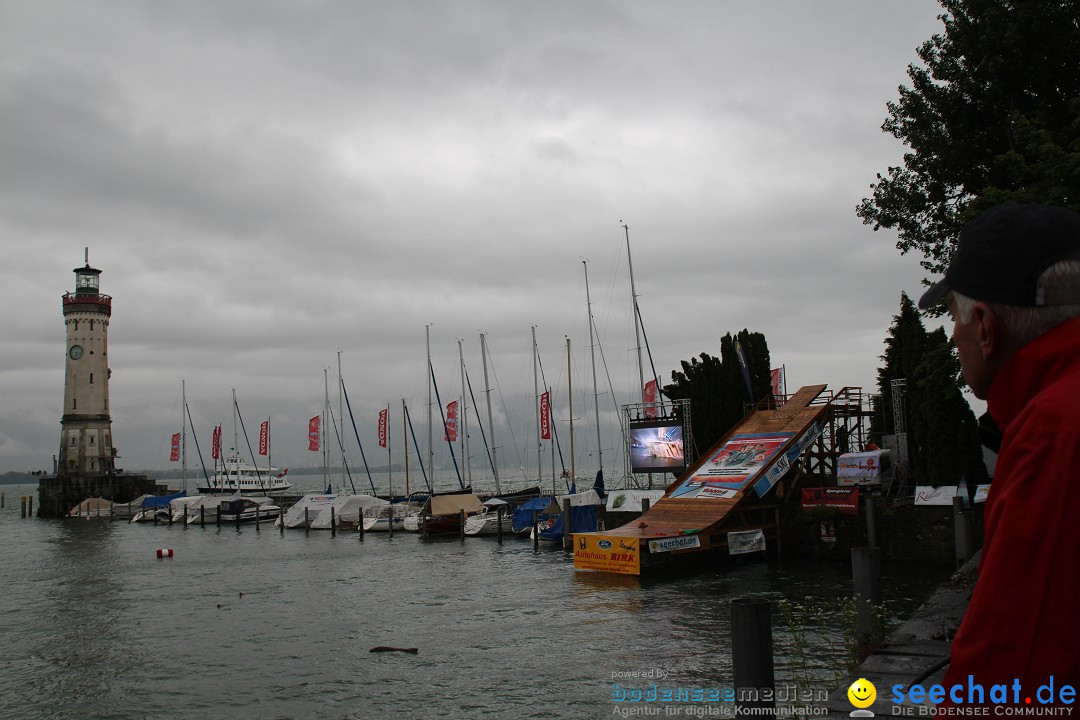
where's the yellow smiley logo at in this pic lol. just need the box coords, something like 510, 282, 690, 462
847, 678, 877, 708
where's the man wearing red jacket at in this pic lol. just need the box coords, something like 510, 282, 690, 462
919, 202, 1080, 703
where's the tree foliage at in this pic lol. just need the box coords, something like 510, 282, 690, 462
872, 294, 987, 486
857, 0, 1080, 283
663, 330, 771, 456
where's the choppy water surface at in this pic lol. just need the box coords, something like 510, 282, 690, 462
0, 483, 951, 719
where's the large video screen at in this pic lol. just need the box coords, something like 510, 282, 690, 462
628, 419, 685, 474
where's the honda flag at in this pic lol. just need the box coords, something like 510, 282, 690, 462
170, 433, 181, 462
308, 415, 320, 451
259, 420, 269, 456
644, 379, 658, 418
540, 391, 551, 440
444, 400, 458, 442
211, 425, 222, 460
378, 408, 388, 448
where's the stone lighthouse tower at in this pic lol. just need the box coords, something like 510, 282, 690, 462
38, 251, 159, 517
58, 250, 116, 478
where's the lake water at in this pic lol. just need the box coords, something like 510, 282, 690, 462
0, 480, 952, 720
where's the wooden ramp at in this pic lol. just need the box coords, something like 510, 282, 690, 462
574, 384, 831, 575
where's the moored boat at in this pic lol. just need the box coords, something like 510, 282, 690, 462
197, 453, 291, 495
217, 497, 281, 524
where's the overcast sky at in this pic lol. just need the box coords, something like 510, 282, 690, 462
0, 1, 951, 486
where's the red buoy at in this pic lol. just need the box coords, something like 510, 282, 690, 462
156, 548, 174, 558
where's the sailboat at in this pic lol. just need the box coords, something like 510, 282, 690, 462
198, 390, 290, 495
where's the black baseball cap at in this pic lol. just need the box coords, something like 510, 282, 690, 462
918, 202, 1080, 310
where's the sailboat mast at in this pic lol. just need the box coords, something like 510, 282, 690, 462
338, 351, 345, 490
458, 339, 471, 487
583, 260, 603, 478
181, 379, 187, 494
323, 368, 330, 490
402, 398, 409, 497
567, 336, 575, 486
481, 332, 500, 495
426, 324, 434, 489
532, 325, 541, 486
624, 224, 647, 402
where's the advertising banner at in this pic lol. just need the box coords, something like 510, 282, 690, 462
669, 433, 792, 499
308, 416, 320, 452
169, 433, 181, 462
800, 487, 860, 515
573, 534, 641, 575
648, 534, 701, 554
259, 420, 269, 456
444, 400, 458, 442
727, 529, 766, 555
914, 485, 958, 506
377, 408, 387, 448
752, 421, 822, 497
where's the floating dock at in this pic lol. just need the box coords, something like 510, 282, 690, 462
574, 384, 832, 575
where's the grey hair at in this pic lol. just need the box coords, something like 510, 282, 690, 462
951, 260, 1080, 347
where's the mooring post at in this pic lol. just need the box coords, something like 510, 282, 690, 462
200, 505, 205, 528
731, 597, 775, 718
304, 506, 309, 534
562, 498, 572, 551
29, 496, 34, 517
459, 509, 466, 540
852, 546, 882, 639
330, 506, 336, 537
1, 491, 5, 509
255, 505, 261, 530
357, 508, 365, 541
20, 496, 26, 518
953, 496, 973, 568
497, 506, 504, 544
235, 506, 240, 530
422, 513, 428, 540
864, 492, 877, 548
183, 505, 189, 528
532, 509, 539, 551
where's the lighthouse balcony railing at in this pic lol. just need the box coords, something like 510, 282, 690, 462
63, 293, 112, 309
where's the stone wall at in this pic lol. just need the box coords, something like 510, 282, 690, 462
37, 473, 168, 518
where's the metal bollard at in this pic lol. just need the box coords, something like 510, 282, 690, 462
852, 547, 882, 639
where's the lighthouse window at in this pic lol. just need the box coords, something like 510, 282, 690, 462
89, 320, 94, 330
89, 436, 95, 446
71, 436, 77, 446
73, 320, 78, 331
90, 373, 94, 384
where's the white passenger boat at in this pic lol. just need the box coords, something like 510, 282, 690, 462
197, 453, 291, 495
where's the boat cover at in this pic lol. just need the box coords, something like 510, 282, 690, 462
512, 497, 554, 532
538, 506, 598, 541
426, 493, 485, 517
141, 491, 187, 509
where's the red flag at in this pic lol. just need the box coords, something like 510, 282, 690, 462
378, 408, 388, 448
540, 391, 551, 440
169, 433, 181, 462
644, 380, 658, 418
211, 425, 221, 460
259, 420, 269, 456
308, 416, 320, 451
444, 400, 458, 442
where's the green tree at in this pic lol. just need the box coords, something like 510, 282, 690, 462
909, 329, 988, 486
873, 295, 987, 487
857, 0, 1080, 284
663, 330, 771, 456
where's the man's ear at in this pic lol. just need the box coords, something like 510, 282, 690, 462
972, 301, 1007, 360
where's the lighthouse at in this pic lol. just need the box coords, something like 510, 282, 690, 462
38, 251, 161, 517
58, 251, 116, 478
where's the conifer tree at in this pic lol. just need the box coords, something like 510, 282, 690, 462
664, 330, 771, 455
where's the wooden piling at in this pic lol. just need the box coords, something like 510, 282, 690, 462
731, 598, 775, 718
497, 506, 504, 544
459, 509, 466, 541
29, 497, 33, 516
330, 506, 336, 537
255, 505, 261, 529
357, 508, 364, 542
562, 498, 571, 551
20, 496, 27, 518
1, 491, 4, 508
200, 505, 205, 528
304, 506, 309, 534
183, 505, 189, 528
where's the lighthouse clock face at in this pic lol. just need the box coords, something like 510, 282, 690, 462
69, 345, 83, 360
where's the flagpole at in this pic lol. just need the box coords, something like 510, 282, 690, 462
386, 404, 392, 500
